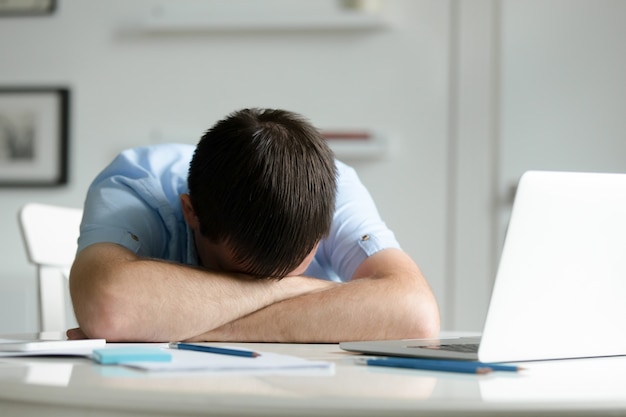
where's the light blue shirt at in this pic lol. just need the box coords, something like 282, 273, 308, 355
78, 144, 400, 282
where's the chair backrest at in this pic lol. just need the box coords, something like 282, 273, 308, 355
18, 203, 83, 332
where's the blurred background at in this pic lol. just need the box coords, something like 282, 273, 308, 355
1, 0, 625, 333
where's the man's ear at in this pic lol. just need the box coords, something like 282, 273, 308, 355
180, 194, 199, 229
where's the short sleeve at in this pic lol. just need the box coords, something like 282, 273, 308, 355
310, 161, 401, 281
77, 144, 193, 261
77, 175, 169, 257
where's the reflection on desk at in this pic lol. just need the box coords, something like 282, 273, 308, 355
1, 342, 626, 416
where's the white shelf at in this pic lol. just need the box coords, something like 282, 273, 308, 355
324, 133, 387, 160
136, 12, 387, 33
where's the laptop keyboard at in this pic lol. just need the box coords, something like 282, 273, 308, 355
413, 343, 480, 353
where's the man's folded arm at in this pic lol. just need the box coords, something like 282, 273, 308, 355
184, 248, 441, 343
69, 242, 336, 342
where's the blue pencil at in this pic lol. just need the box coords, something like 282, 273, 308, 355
169, 342, 260, 358
361, 357, 522, 374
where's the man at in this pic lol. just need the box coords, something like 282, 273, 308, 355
69, 108, 439, 342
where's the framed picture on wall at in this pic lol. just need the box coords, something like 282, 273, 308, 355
0, 87, 69, 187
0, 0, 56, 16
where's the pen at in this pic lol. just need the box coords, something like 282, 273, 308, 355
359, 357, 522, 374
168, 342, 260, 358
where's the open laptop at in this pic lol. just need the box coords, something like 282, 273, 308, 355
341, 170, 626, 363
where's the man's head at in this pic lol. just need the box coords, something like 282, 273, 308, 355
185, 108, 337, 278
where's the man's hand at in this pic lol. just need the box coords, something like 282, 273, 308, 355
66, 328, 87, 340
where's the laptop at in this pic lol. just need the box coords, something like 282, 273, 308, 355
341, 170, 626, 363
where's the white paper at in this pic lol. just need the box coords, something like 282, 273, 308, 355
0, 338, 106, 356
123, 348, 333, 372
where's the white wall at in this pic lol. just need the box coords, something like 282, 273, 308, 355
0, 0, 453, 332
499, 0, 626, 205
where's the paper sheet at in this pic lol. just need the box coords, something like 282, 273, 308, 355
123, 348, 333, 372
0, 338, 107, 357
0, 341, 333, 374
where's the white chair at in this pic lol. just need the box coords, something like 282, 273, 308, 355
18, 203, 82, 332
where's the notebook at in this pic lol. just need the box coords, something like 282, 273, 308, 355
341, 170, 626, 363
0, 332, 106, 356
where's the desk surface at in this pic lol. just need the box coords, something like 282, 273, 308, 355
1, 341, 626, 417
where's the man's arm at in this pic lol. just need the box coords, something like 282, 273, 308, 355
69, 242, 336, 342
184, 248, 440, 343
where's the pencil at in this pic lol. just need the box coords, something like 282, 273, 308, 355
361, 357, 522, 374
168, 342, 260, 358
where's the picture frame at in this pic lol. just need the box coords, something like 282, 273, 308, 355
0, 87, 69, 187
0, 0, 56, 17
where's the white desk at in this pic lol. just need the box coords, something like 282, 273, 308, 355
1, 342, 626, 416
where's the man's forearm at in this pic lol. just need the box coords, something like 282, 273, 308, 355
70, 243, 334, 342
186, 249, 441, 343
187, 277, 437, 343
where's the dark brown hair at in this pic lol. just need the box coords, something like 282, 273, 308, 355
188, 108, 337, 278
